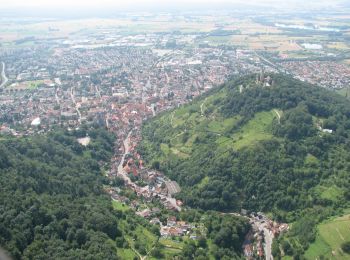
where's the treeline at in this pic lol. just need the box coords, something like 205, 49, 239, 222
179, 210, 249, 260
0, 126, 121, 259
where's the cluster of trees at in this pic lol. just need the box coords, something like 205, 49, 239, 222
342, 241, 350, 254
177, 210, 249, 259
0, 126, 122, 259
140, 73, 350, 256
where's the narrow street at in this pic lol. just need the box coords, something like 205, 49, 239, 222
70, 87, 82, 124
250, 217, 274, 260
115, 130, 181, 212
117, 130, 134, 186
263, 228, 274, 260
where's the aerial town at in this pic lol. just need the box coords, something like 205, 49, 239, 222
0, 10, 349, 260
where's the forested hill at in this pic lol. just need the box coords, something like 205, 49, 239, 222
0, 127, 121, 259
140, 74, 350, 257
140, 73, 350, 220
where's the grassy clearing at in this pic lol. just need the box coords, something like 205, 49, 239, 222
337, 88, 350, 100
314, 185, 343, 201
232, 110, 275, 149
159, 238, 184, 258
159, 238, 184, 250
159, 88, 277, 159
305, 153, 319, 166
305, 214, 350, 259
112, 200, 130, 212
217, 110, 276, 151
305, 233, 331, 259
117, 248, 137, 259
135, 225, 158, 250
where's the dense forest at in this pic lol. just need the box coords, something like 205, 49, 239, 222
0, 126, 122, 259
0, 125, 250, 260
140, 74, 350, 257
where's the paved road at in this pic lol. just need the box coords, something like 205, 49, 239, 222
253, 220, 274, 260
226, 211, 274, 260
263, 227, 274, 260
0, 62, 8, 88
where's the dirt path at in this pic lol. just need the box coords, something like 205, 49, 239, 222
274, 109, 281, 124
336, 228, 345, 241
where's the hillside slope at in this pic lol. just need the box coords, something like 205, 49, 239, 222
0, 127, 167, 260
140, 74, 350, 256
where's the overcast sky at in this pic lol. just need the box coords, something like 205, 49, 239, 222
0, 0, 344, 8
0, 0, 345, 16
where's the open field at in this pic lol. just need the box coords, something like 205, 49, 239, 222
217, 110, 276, 151
1, 15, 348, 57
305, 214, 350, 260
198, 33, 333, 53
327, 42, 350, 50
8, 80, 44, 90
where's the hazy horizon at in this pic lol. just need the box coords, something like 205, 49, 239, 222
0, 0, 348, 18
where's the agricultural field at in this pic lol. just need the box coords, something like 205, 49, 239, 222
327, 42, 350, 51
305, 213, 350, 260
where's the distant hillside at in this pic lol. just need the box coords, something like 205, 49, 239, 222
140, 74, 350, 257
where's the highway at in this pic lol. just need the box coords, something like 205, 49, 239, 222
0, 62, 8, 88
